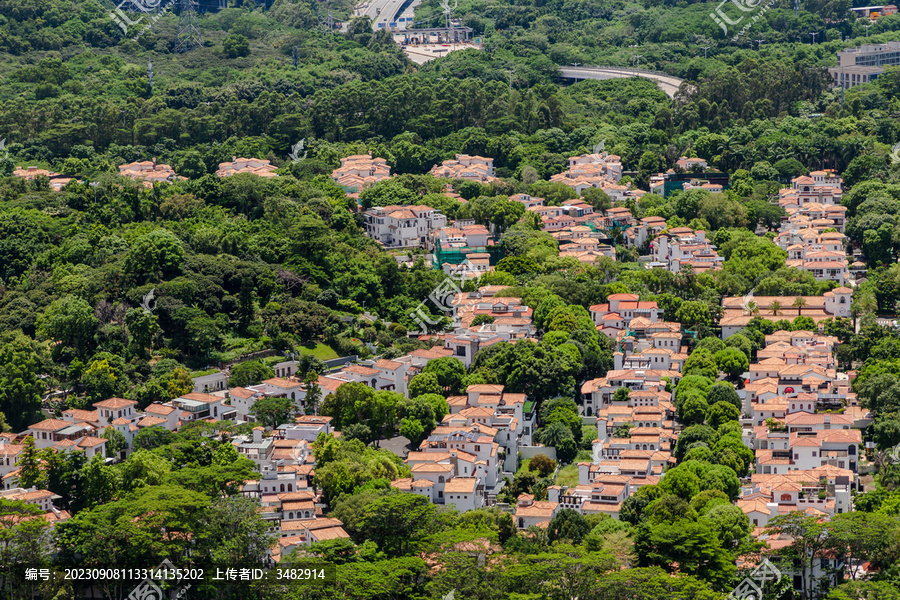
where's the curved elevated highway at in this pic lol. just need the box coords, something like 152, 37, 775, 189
558, 66, 684, 98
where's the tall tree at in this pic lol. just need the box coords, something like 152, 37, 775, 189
14, 436, 45, 489
101, 427, 126, 459
359, 494, 437, 557
0, 335, 45, 431
765, 512, 828, 599
0, 498, 52, 594
634, 520, 735, 590
36, 295, 98, 357
249, 396, 295, 429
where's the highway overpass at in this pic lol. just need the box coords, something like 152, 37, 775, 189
558, 66, 684, 98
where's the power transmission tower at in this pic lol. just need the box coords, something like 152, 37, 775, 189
318, 1, 335, 32
175, 0, 203, 54
794, 0, 799, 16
148, 55, 154, 95
292, 45, 299, 69
439, 0, 458, 44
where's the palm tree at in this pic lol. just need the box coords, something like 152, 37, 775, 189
770, 301, 782, 316
880, 464, 900, 491
872, 450, 891, 476
607, 223, 625, 246
792, 297, 807, 315
538, 422, 572, 448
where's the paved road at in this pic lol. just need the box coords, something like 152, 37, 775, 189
558, 66, 684, 98
403, 43, 472, 64
355, 0, 407, 29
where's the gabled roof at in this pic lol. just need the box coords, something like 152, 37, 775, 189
29, 419, 71, 431
444, 477, 479, 493
93, 398, 137, 409
145, 403, 176, 416
374, 359, 404, 371
262, 378, 299, 389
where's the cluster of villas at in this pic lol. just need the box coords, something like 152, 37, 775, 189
348, 161, 855, 296
740, 330, 869, 474
648, 227, 723, 272
770, 171, 851, 284
116, 160, 185, 187
432, 223, 497, 275
547, 152, 634, 200
3, 391, 349, 559
4, 154, 873, 586
390, 383, 534, 509
1, 303, 874, 592
11, 156, 287, 192
648, 157, 725, 196
331, 154, 392, 190
445, 286, 536, 345
364, 204, 448, 248
503, 316, 865, 596
719, 288, 853, 338
428, 154, 499, 184
778, 171, 845, 223
11, 166, 79, 191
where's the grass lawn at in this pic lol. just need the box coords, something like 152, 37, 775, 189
190, 368, 220, 377
555, 465, 580, 488
215, 335, 267, 364
297, 343, 340, 361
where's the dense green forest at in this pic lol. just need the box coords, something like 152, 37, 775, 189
4, 0, 900, 599
2, 0, 900, 183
